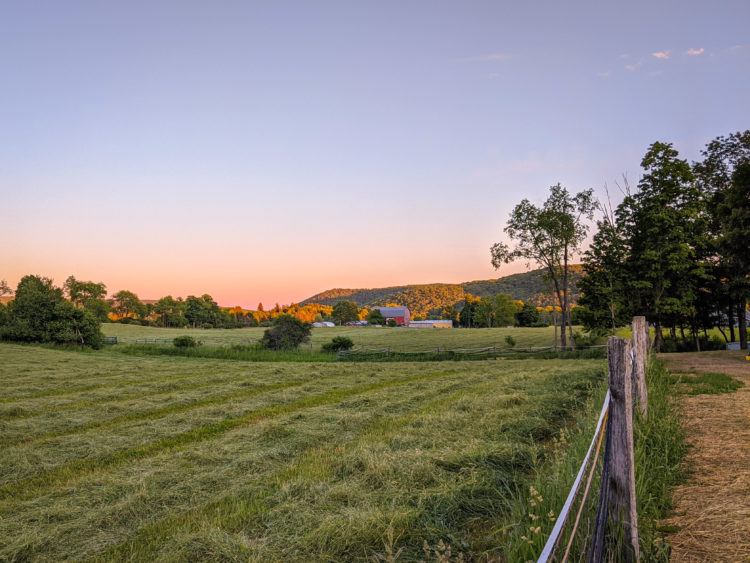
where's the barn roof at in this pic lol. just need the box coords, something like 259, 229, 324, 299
375, 306, 409, 316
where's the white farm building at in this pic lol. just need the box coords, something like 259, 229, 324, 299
408, 320, 453, 329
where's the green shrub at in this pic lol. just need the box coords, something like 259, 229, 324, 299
322, 336, 354, 353
367, 309, 385, 325
0, 275, 103, 348
504, 335, 516, 348
261, 314, 311, 350
173, 335, 201, 348
572, 330, 606, 347
386, 319, 398, 327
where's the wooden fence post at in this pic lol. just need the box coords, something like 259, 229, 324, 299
632, 316, 649, 417
590, 337, 640, 562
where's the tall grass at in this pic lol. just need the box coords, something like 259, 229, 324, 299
500, 358, 686, 561
115, 343, 335, 362
633, 360, 687, 560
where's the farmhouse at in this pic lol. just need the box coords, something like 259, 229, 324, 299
374, 306, 410, 326
408, 320, 453, 329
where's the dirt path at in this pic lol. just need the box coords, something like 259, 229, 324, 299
659, 351, 750, 562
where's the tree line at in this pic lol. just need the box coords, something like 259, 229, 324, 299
494, 130, 749, 351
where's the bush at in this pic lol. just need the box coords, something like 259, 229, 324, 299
322, 336, 354, 353
515, 302, 540, 327
572, 330, 605, 347
386, 319, 398, 327
0, 275, 103, 348
173, 335, 201, 348
504, 335, 516, 348
367, 309, 385, 325
261, 314, 311, 350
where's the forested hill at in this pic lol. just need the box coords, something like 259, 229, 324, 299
301, 266, 583, 318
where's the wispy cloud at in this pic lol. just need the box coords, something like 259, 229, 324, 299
686, 47, 705, 56
462, 52, 514, 62
624, 61, 642, 71
597, 70, 612, 78
651, 50, 671, 60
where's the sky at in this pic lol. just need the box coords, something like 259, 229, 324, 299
1, 1, 749, 307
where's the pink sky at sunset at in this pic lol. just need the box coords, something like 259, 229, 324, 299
2, 2, 748, 307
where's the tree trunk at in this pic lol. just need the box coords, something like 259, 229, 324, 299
653, 319, 663, 352
728, 305, 736, 342
562, 249, 569, 350
691, 321, 700, 352
739, 300, 748, 351
717, 324, 728, 342
553, 313, 558, 350
547, 266, 566, 350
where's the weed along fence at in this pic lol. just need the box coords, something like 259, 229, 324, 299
538, 316, 649, 562
337, 345, 607, 362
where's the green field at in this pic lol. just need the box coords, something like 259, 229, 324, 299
0, 342, 604, 561
102, 323, 562, 351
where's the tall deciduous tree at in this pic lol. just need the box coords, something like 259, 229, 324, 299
579, 188, 630, 332
694, 130, 750, 349
718, 162, 750, 349
1, 276, 102, 347
111, 290, 147, 320
184, 294, 221, 327
491, 183, 594, 349
63, 275, 110, 321
332, 300, 359, 325
618, 142, 703, 350
0, 280, 12, 297
153, 296, 187, 328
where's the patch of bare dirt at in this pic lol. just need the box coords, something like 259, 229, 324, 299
658, 351, 750, 562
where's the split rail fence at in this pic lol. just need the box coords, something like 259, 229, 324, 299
537, 316, 649, 562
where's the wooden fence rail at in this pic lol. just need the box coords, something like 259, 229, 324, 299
538, 316, 649, 563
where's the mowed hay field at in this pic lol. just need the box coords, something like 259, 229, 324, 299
103, 323, 561, 350
0, 343, 603, 561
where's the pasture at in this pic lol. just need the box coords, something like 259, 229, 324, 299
0, 342, 604, 561
102, 322, 562, 351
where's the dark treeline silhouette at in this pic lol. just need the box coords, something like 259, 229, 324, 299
578, 131, 750, 351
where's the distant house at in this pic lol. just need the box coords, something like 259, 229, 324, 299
312, 321, 335, 328
408, 320, 453, 329
374, 306, 410, 326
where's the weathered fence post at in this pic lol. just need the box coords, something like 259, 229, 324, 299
631, 316, 649, 417
589, 337, 640, 562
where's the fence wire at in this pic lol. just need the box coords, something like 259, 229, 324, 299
537, 390, 611, 563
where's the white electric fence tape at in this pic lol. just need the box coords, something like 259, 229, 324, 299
537, 390, 611, 563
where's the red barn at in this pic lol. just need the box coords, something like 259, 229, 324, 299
374, 306, 410, 326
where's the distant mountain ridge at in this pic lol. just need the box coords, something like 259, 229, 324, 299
301, 266, 583, 318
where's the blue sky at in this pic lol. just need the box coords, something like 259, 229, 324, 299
1, 1, 748, 306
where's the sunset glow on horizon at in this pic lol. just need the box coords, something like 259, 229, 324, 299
2, 1, 748, 307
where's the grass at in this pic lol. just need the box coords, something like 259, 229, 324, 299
665, 371, 745, 395
102, 322, 563, 351
115, 343, 336, 362
0, 342, 605, 561
496, 359, 687, 561
111, 343, 607, 364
